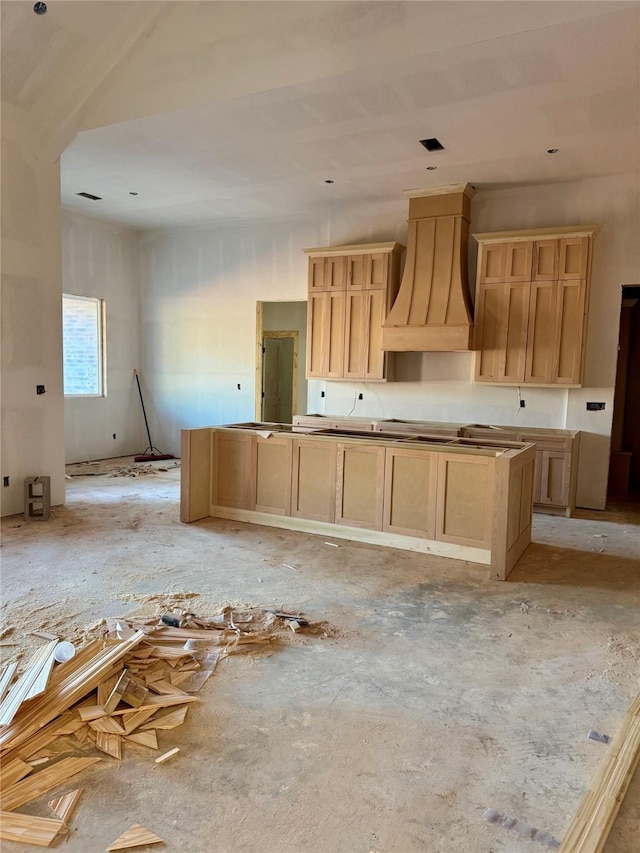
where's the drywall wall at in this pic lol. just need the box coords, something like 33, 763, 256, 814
139, 172, 639, 510
261, 301, 308, 420
62, 212, 146, 463
1, 113, 66, 517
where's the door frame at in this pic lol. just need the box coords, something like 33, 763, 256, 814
255, 303, 299, 421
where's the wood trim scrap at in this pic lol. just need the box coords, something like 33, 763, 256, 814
48, 788, 83, 824
1, 756, 100, 812
559, 694, 640, 852
0, 641, 58, 726
107, 823, 164, 850
0, 810, 66, 847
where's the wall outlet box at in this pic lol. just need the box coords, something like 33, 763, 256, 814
586, 402, 606, 411
519, 399, 526, 408
321, 391, 325, 398
358, 393, 363, 400
3, 476, 9, 487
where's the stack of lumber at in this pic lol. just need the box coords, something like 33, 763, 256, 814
559, 694, 640, 853
0, 608, 313, 848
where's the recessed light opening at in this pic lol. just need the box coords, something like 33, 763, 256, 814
76, 192, 102, 201
420, 138, 445, 152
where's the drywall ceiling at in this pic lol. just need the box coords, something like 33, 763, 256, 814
29, 1, 640, 229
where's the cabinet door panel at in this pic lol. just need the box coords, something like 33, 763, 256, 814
383, 448, 437, 538
559, 237, 589, 279
554, 279, 586, 384
326, 291, 346, 377
212, 432, 253, 509
336, 444, 384, 529
474, 283, 503, 381
500, 283, 528, 382
344, 291, 366, 378
435, 455, 493, 548
290, 440, 337, 522
539, 451, 570, 506
365, 289, 386, 380
479, 243, 507, 283
525, 281, 557, 383
366, 253, 388, 290
505, 242, 532, 282
346, 255, 366, 290
533, 240, 558, 281
306, 292, 326, 377
252, 436, 292, 515
326, 255, 347, 290
308, 257, 326, 292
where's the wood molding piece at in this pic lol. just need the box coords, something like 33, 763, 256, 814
303, 242, 404, 257
107, 823, 164, 850
139, 705, 188, 731
1, 756, 100, 812
0, 810, 66, 847
122, 707, 158, 734
558, 694, 640, 853
125, 730, 158, 750
0, 641, 58, 726
48, 788, 83, 824
89, 716, 126, 734
474, 225, 599, 243
0, 757, 34, 789
0, 663, 18, 705
96, 731, 122, 759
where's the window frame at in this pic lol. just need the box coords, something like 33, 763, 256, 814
62, 294, 107, 398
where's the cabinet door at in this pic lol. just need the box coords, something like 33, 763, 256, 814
499, 282, 529, 383
559, 237, 589, 280
538, 450, 571, 506
308, 256, 326, 292
212, 432, 253, 509
325, 255, 347, 291
533, 240, 558, 281
474, 283, 504, 381
252, 436, 292, 515
505, 241, 533, 282
290, 439, 337, 522
335, 443, 385, 529
344, 291, 366, 378
364, 289, 386, 380
554, 279, 586, 384
346, 254, 367, 290
306, 292, 326, 377
366, 253, 389, 290
479, 243, 507, 283
525, 281, 557, 383
383, 448, 437, 538
325, 291, 346, 377
435, 455, 494, 548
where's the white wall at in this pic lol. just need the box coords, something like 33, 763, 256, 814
62, 212, 146, 463
1, 111, 66, 516
139, 173, 639, 509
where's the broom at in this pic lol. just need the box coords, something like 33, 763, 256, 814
133, 369, 175, 462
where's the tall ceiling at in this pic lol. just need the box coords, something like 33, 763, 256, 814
3, 1, 639, 230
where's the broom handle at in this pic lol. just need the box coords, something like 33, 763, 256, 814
133, 369, 153, 449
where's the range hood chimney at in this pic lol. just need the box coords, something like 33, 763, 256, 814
382, 183, 476, 351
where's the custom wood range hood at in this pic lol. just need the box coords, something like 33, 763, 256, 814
382, 183, 476, 352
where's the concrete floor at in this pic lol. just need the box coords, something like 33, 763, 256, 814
1, 464, 639, 852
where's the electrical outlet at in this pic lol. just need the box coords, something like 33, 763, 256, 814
113, 433, 116, 440
519, 399, 525, 408
3, 476, 9, 487
321, 391, 325, 398
586, 402, 605, 411
36, 385, 45, 395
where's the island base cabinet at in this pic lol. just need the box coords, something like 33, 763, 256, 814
252, 436, 292, 515
291, 439, 338, 522
436, 455, 494, 549
383, 448, 437, 538
211, 432, 253, 509
335, 444, 385, 529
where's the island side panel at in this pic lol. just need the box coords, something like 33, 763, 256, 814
491, 445, 536, 580
180, 428, 213, 522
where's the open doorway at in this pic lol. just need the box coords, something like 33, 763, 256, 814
255, 301, 308, 423
608, 285, 640, 499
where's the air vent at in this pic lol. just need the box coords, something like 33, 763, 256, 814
76, 192, 102, 201
420, 138, 445, 152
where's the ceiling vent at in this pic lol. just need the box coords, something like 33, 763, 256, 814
76, 192, 102, 201
420, 138, 445, 152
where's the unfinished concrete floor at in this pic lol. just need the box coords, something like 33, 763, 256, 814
1, 462, 639, 853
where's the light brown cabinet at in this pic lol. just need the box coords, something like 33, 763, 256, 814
473, 227, 596, 387
304, 242, 404, 381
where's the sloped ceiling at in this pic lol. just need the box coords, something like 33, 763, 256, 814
2, 1, 638, 229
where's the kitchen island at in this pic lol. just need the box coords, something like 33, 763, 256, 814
180, 423, 536, 580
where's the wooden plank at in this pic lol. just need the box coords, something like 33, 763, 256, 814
107, 823, 164, 850
122, 707, 158, 734
48, 787, 83, 824
25, 643, 58, 700
0, 662, 18, 704
125, 730, 158, 750
1, 756, 101, 812
0, 641, 58, 726
140, 706, 188, 731
0, 810, 66, 847
89, 716, 126, 734
0, 757, 34, 788
98, 673, 121, 707
96, 731, 123, 759
155, 747, 179, 764
558, 695, 640, 853
0, 632, 144, 759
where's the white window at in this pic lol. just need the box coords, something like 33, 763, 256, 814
62, 295, 105, 397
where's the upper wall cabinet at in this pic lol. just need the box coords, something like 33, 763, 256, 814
304, 242, 405, 381
473, 226, 597, 387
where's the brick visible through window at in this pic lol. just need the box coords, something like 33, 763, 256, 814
63, 295, 105, 396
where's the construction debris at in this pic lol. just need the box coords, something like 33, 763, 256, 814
483, 808, 560, 848
587, 729, 610, 744
0, 606, 320, 848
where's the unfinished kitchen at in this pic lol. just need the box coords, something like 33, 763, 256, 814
1, 2, 639, 853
